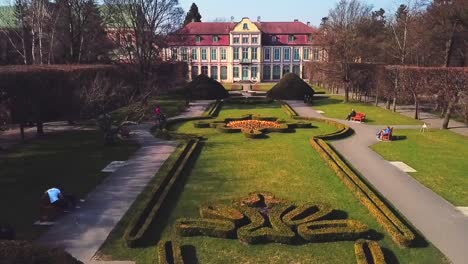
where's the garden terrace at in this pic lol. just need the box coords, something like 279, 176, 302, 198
99, 101, 447, 263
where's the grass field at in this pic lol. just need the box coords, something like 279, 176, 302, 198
371, 129, 468, 206
222, 83, 243, 91
0, 131, 139, 240
252, 83, 276, 91
99, 102, 446, 263
313, 95, 422, 125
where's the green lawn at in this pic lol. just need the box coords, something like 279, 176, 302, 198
111, 96, 187, 123
0, 131, 139, 240
99, 102, 446, 263
252, 83, 276, 91
223, 83, 242, 91
371, 129, 468, 206
313, 95, 422, 125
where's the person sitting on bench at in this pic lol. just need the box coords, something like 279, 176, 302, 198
377, 126, 391, 139
45, 187, 76, 211
346, 109, 356, 121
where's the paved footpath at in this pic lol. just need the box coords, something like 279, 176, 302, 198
37, 101, 212, 263
287, 100, 468, 264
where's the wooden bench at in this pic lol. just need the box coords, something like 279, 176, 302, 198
351, 112, 366, 122
381, 128, 393, 141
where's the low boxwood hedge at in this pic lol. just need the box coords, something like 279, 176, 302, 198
310, 138, 416, 247
200, 204, 246, 226
0, 241, 82, 264
242, 129, 264, 139
193, 121, 210, 128
157, 240, 184, 264
217, 126, 242, 133
297, 219, 369, 242
282, 203, 333, 227
124, 139, 200, 247
355, 239, 386, 264
175, 218, 237, 239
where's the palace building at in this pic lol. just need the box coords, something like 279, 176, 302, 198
165, 17, 326, 83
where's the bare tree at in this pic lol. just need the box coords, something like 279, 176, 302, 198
0, 0, 29, 64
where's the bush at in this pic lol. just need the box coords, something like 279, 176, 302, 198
297, 220, 369, 242
310, 138, 416, 247
124, 139, 200, 247
0, 241, 82, 264
200, 204, 246, 226
282, 204, 333, 227
157, 240, 184, 264
355, 239, 386, 264
184, 75, 229, 100
193, 121, 210, 128
267, 73, 315, 100
175, 218, 237, 239
242, 129, 264, 139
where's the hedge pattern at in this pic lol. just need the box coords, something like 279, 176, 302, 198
355, 239, 386, 264
310, 138, 416, 247
157, 240, 185, 264
124, 139, 200, 247
0, 240, 83, 264
175, 192, 369, 245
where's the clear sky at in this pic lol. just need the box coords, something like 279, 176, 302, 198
178, 0, 398, 26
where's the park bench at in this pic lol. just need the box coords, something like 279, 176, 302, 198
351, 112, 366, 122
381, 127, 393, 141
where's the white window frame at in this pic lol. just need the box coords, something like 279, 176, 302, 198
293, 48, 300, 61
251, 47, 258, 61
221, 48, 227, 60
211, 48, 217, 61
303, 48, 310, 61
284, 48, 291, 61
201, 48, 207, 61
274, 48, 281, 61
264, 48, 271, 61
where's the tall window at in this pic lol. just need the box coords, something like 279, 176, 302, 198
303, 48, 310, 60
242, 47, 248, 59
211, 48, 217, 60
171, 48, 178, 60
283, 65, 290, 75
182, 48, 188, 61
264, 48, 271, 61
233, 48, 239, 60
233, 66, 239, 78
284, 48, 291, 61
252, 36, 258, 44
221, 48, 227, 60
213, 35, 219, 43
251, 47, 258, 60
273, 65, 281, 79
191, 66, 199, 79
221, 66, 227, 80
233, 36, 240, 44
288, 35, 295, 42
243, 23, 248, 30
294, 48, 300, 61
263, 65, 271, 80
201, 66, 208, 75
201, 48, 207, 60
313, 48, 320, 61
242, 36, 249, 44
191, 48, 198, 60
274, 48, 281, 61
211, 66, 218, 80
308, 34, 313, 42
293, 65, 300, 75
251, 66, 258, 79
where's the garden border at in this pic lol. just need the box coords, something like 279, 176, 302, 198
354, 239, 386, 264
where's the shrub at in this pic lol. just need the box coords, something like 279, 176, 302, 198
217, 126, 242, 133
175, 218, 237, 239
193, 121, 210, 128
124, 139, 200, 247
310, 138, 416, 247
242, 129, 264, 139
200, 204, 246, 226
355, 239, 386, 264
0, 241, 82, 264
282, 204, 333, 227
267, 73, 315, 100
184, 75, 229, 100
297, 220, 369, 242
157, 240, 185, 264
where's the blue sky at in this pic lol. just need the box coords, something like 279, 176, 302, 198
179, 0, 398, 26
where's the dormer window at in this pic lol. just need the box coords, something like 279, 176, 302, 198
213, 35, 219, 43
243, 23, 249, 30
288, 35, 295, 42
308, 34, 313, 42
196, 35, 201, 43
271, 36, 277, 42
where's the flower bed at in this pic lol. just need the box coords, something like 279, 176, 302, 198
227, 120, 282, 130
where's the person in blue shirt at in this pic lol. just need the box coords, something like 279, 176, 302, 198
377, 126, 391, 139
45, 187, 76, 210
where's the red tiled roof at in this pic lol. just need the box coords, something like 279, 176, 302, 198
255, 22, 316, 34
181, 22, 236, 35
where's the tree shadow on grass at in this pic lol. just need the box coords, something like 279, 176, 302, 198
181, 245, 199, 264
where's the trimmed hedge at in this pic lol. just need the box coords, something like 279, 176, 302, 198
242, 129, 264, 139
157, 240, 185, 264
185, 75, 229, 100
267, 73, 315, 100
193, 121, 210, 128
200, 204, 246, 226
124, 139, 200, 247
202, 100, 224, 118
0, 240, 82, 264
297, 220, 369, 242
355, 239, 386, 264
217, 126, 242, 133
175, 218, 236, 239
310, 138, 416, 247
225, 98, 274, 104
237, 205, 297, 244
282, 204, 333, 227
287, 121, 313, 129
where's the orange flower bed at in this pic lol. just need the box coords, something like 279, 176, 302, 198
227, 120, 281, 130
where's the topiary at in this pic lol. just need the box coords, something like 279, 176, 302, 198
0, 241, 83, 264
184, 74, 229, 100
267, 73, 315, 100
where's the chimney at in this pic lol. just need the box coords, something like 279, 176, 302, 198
307, 21, 311, 27
257, 16, 261, 22
294, 19, 299, 22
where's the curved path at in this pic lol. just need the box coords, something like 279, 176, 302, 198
37, 101, 212, 263
287, 100, 468, 264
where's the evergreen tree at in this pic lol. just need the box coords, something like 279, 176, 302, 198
183, 3, 201, 25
